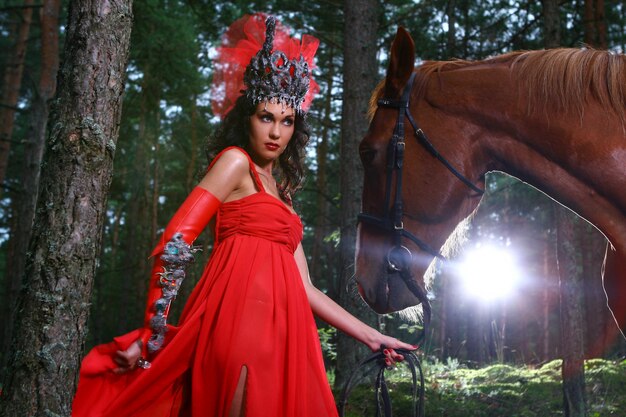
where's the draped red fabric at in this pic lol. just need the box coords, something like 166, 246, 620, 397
72, 147, 338, 416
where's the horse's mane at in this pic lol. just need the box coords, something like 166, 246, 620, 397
369, 48, 626, 126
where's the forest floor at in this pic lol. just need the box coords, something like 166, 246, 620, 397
337, 358, 626, 417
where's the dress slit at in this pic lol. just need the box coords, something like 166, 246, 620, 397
229, 365, 248, 417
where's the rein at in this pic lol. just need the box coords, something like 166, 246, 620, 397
338, 347, 425, 417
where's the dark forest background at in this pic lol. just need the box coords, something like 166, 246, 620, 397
1, 0, 626, 415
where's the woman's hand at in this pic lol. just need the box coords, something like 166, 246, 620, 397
113, 339, 142, 374
366, 331, 419, 367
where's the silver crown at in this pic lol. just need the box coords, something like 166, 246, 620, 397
243, 17, 311, 113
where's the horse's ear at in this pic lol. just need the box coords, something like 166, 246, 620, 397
384, 27, 415, 97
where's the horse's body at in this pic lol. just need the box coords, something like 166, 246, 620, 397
355, 28, 626, 338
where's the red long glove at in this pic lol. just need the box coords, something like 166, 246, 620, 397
139, 186, 221, 356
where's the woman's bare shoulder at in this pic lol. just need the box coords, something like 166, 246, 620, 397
211, 147, 250, 171
198, 148, 251, 199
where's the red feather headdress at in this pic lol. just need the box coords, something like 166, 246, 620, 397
210, 13, 320, 119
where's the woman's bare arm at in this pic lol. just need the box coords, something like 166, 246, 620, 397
293, 243, 417, 364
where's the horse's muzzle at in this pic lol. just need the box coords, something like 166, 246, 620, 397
356, 273, 422, 314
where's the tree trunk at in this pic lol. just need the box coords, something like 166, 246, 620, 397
437, 274, 448, 359
310, 45, 334, 288
444, 275, 463, 358
495, 305, 507, 362
556, 208, 587, 417
112, 67, 160, 335
622, 0, 626, 52
0, 1, 133, 415
185, 96, 198, 192
466, 300, 485, 365
582, 225, 607, 358
595, 0, 606, 48
542, 0, 561, 47
335, 0, 379, 390
542, 235, 552, 361
92, 202, 124, 344
584, 0, 596, 46
151, 106, 160, 246
0, 0, 34, 191
445, 0, 456, 58
460, 1, 470, 58
2, 0, 61, 364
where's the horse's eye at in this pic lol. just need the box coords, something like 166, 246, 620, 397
359, 148, 377, 166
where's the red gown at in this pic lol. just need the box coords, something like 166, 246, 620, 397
73, 148, 339, 416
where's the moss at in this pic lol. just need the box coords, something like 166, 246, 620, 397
337, 359, 626, 417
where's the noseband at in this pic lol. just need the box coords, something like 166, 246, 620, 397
357, 72, 484, 340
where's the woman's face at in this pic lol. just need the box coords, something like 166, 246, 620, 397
248, 101, 295, 163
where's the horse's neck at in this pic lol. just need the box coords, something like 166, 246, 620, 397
425, 64, 626, 242
423, 61, 626, 336
473, 75, 626, 335
483, 100, 626, 229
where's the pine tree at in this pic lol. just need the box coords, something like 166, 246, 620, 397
0, 0, 133, 414
335, 0, 380, 389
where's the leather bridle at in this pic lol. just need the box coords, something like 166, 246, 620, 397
357, 71, 484, 341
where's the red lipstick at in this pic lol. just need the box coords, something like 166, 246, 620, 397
265, 143, 279, 151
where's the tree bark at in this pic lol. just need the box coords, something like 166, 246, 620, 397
444, 274, 463, 358
556, 208, 587, 417
542, 235, 552, 361
622, 0, 626, 53
2, 0, 62, 364
92, 202, 124, 344
581, 225, 609, 358
494, 305, 507, 363
542, 0, 561, 48
595, 0, 606, 48
436, 274, 448, 359
0, 0, 34, 191
185, 96, 198, 192
310, 45, 334, 288
584, 0, 596, 46
116, 91, 155, 333
0, 1, 133, 415
445, 0, 457, 58
335, 0, 380, 390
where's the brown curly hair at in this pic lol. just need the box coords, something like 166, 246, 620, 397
205, 95, 310, 200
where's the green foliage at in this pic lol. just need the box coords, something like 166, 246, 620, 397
379, 0, 546, 62
398, 322, 424, 335
339, 359, 626, 417
319, 326, 337, 362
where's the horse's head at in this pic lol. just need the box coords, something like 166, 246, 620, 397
355, 27, 485, 314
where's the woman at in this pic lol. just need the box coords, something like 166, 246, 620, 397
73, 13, 415, 417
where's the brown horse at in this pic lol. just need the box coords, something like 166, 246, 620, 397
355, 27, 626, 339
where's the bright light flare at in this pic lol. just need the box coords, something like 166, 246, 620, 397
456, 245, 521, 302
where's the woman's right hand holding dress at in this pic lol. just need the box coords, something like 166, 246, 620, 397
113, 340, 142, 374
